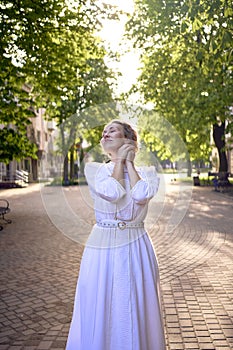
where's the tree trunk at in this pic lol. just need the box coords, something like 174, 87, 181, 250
70, 145, 75, 180
212, 121, 228, 174
63, 154, 69, 185
79, 138, 84, 176
187, 158, 192, 177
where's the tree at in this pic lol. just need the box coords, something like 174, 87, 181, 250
0, 0, 119, 163
54, 53, 118, 184
127, 0, 233, 174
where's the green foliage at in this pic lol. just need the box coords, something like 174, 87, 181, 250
127, 0, 233, 170
52, 52, 118, 182
55, 100, 118, 182
54, 53, 117, 155
0, 0, 119, 163
0, 127, 37, 163
137, 109, 189, 168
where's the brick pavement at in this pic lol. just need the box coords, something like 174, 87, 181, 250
0, 181, 233, 350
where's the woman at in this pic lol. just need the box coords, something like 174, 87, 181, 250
66, 120, 166, 350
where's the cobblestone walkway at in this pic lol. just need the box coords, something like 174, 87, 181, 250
0, 181, 233, 350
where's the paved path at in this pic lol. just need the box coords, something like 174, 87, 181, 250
0, 181, 233, 350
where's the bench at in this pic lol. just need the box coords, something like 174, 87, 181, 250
0, 199, 12, 231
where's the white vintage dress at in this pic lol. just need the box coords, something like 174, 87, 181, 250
66, 161, 165, 350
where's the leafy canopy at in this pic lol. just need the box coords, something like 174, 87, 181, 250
0, 0, 119, 162
127, 0, 233, 167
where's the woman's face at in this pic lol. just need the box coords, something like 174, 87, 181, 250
100, 123, 126, 154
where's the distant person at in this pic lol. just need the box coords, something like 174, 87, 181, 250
213, 176, 219, 191
66, 120, 166, 350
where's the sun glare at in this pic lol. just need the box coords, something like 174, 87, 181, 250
98, 0, 140, 97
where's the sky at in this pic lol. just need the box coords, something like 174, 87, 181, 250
98, 0, 141, 96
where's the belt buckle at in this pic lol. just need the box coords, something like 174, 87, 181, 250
118, 221, 126, 230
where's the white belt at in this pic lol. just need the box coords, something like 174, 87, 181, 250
97, 219, 144, 230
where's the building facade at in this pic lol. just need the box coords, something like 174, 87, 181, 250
0, 108, 58, 186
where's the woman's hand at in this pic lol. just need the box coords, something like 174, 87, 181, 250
116, 143, 135, 163
126, 149, 136, 163
112, 141, 140, 188
125, 140, 136, 163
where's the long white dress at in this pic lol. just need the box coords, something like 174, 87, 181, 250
66, 162, 166, 350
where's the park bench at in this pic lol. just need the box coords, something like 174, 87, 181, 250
0, 199, 12, 231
